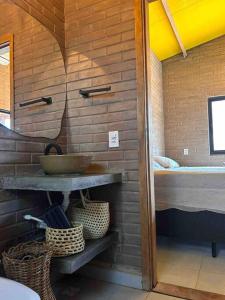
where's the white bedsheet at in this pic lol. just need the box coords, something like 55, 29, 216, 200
154, 167, 225, 214
155, 166, 225, 174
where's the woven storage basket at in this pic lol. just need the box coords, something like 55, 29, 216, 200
46, 222, 85, 257
2, 242, 55, 300
70, 191, 110, 239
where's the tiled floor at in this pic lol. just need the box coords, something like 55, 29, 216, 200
157, 237, 225, 295
53, 237, 225, 299
54, 275, 179, 300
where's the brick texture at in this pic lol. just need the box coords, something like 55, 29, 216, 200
64, 0, 141, 271
0, 0, 142, 275
10, 0, 65, 50
0, 130, 46, 253
150, 51, 165, 156
0, 64, 10, 110
0, 3, 66, 139
0, 116, 67, 254
163, 35, 225, 166
0, 0, 67, 257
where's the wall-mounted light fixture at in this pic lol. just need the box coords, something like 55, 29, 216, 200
19, 97, 53, 108
0, 109, 10, 114
79, 86, 111, 98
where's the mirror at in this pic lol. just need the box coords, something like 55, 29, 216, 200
0, 1, 66, 139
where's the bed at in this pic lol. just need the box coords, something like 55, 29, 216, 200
154, 163, 225, 257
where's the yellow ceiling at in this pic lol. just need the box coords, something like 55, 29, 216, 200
149, 0, 225, 61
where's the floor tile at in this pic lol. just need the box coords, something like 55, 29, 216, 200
157, 248, 200, 288
55, 276, 111, 300
54, 237, 225, 298
54, 275, 148, 300
157, 239, 200, 289
54, 275, 183, 300
157, 270, 198, 289
157, 250, 202, 271
201, 255, 225, 275
157, 237, 225, 295
157, 240, 203, 264
157, 260, 199, 279
148, 293, 180, 300
108, 284, 148, 300
196, 271, 225, 295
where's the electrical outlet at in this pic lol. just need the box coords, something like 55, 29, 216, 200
184, 149, 189, 156
109, 131, 119, 148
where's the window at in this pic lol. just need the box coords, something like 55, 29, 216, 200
208, 96, 225, 154
0, 34, 13, 130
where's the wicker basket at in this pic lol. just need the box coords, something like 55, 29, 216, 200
46, 222, 85, 257
2, 242, 55, 300
70, 191, 110, 239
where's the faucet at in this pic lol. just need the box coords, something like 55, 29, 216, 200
44, 143, 63, 155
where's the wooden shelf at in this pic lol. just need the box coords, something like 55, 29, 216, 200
52, 232, 117, 274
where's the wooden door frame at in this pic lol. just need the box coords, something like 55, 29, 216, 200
135, 1, 225, 299
0, 33, 14, 130
135, 0, 157, 291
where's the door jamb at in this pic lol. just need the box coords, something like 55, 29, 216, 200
135, 0, 157, 291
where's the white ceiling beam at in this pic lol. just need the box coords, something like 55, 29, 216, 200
161, 0, 187, 58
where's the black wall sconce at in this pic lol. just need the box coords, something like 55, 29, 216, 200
19, 97, 53, 108
79, 86, 111, 98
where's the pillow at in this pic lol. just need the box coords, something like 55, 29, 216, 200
153, 161, 164, 169
153, 156, 180, 168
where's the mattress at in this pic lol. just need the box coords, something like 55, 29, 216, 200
154, 167, 225, 214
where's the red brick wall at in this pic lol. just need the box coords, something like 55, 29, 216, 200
163, 36, 225, 166
0, 3, 66, 138
0, 128, 47, 253
0, 0, 142, 274
0, 117, 67, 254
0, 0, 67, 258
11, 0, 65, 49
64, 0, 141, 270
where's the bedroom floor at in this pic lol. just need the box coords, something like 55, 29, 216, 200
157, 237, 225, 295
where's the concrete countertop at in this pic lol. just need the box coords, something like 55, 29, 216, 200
0, 173, 122, 192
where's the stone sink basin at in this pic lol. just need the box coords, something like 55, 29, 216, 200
40, 154, 92, 175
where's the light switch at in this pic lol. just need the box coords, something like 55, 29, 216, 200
109, 131, 119, 148
184, 149, 189, 156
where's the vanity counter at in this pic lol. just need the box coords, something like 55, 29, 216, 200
0, 173, 122, 211
0, 173, 122, 192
